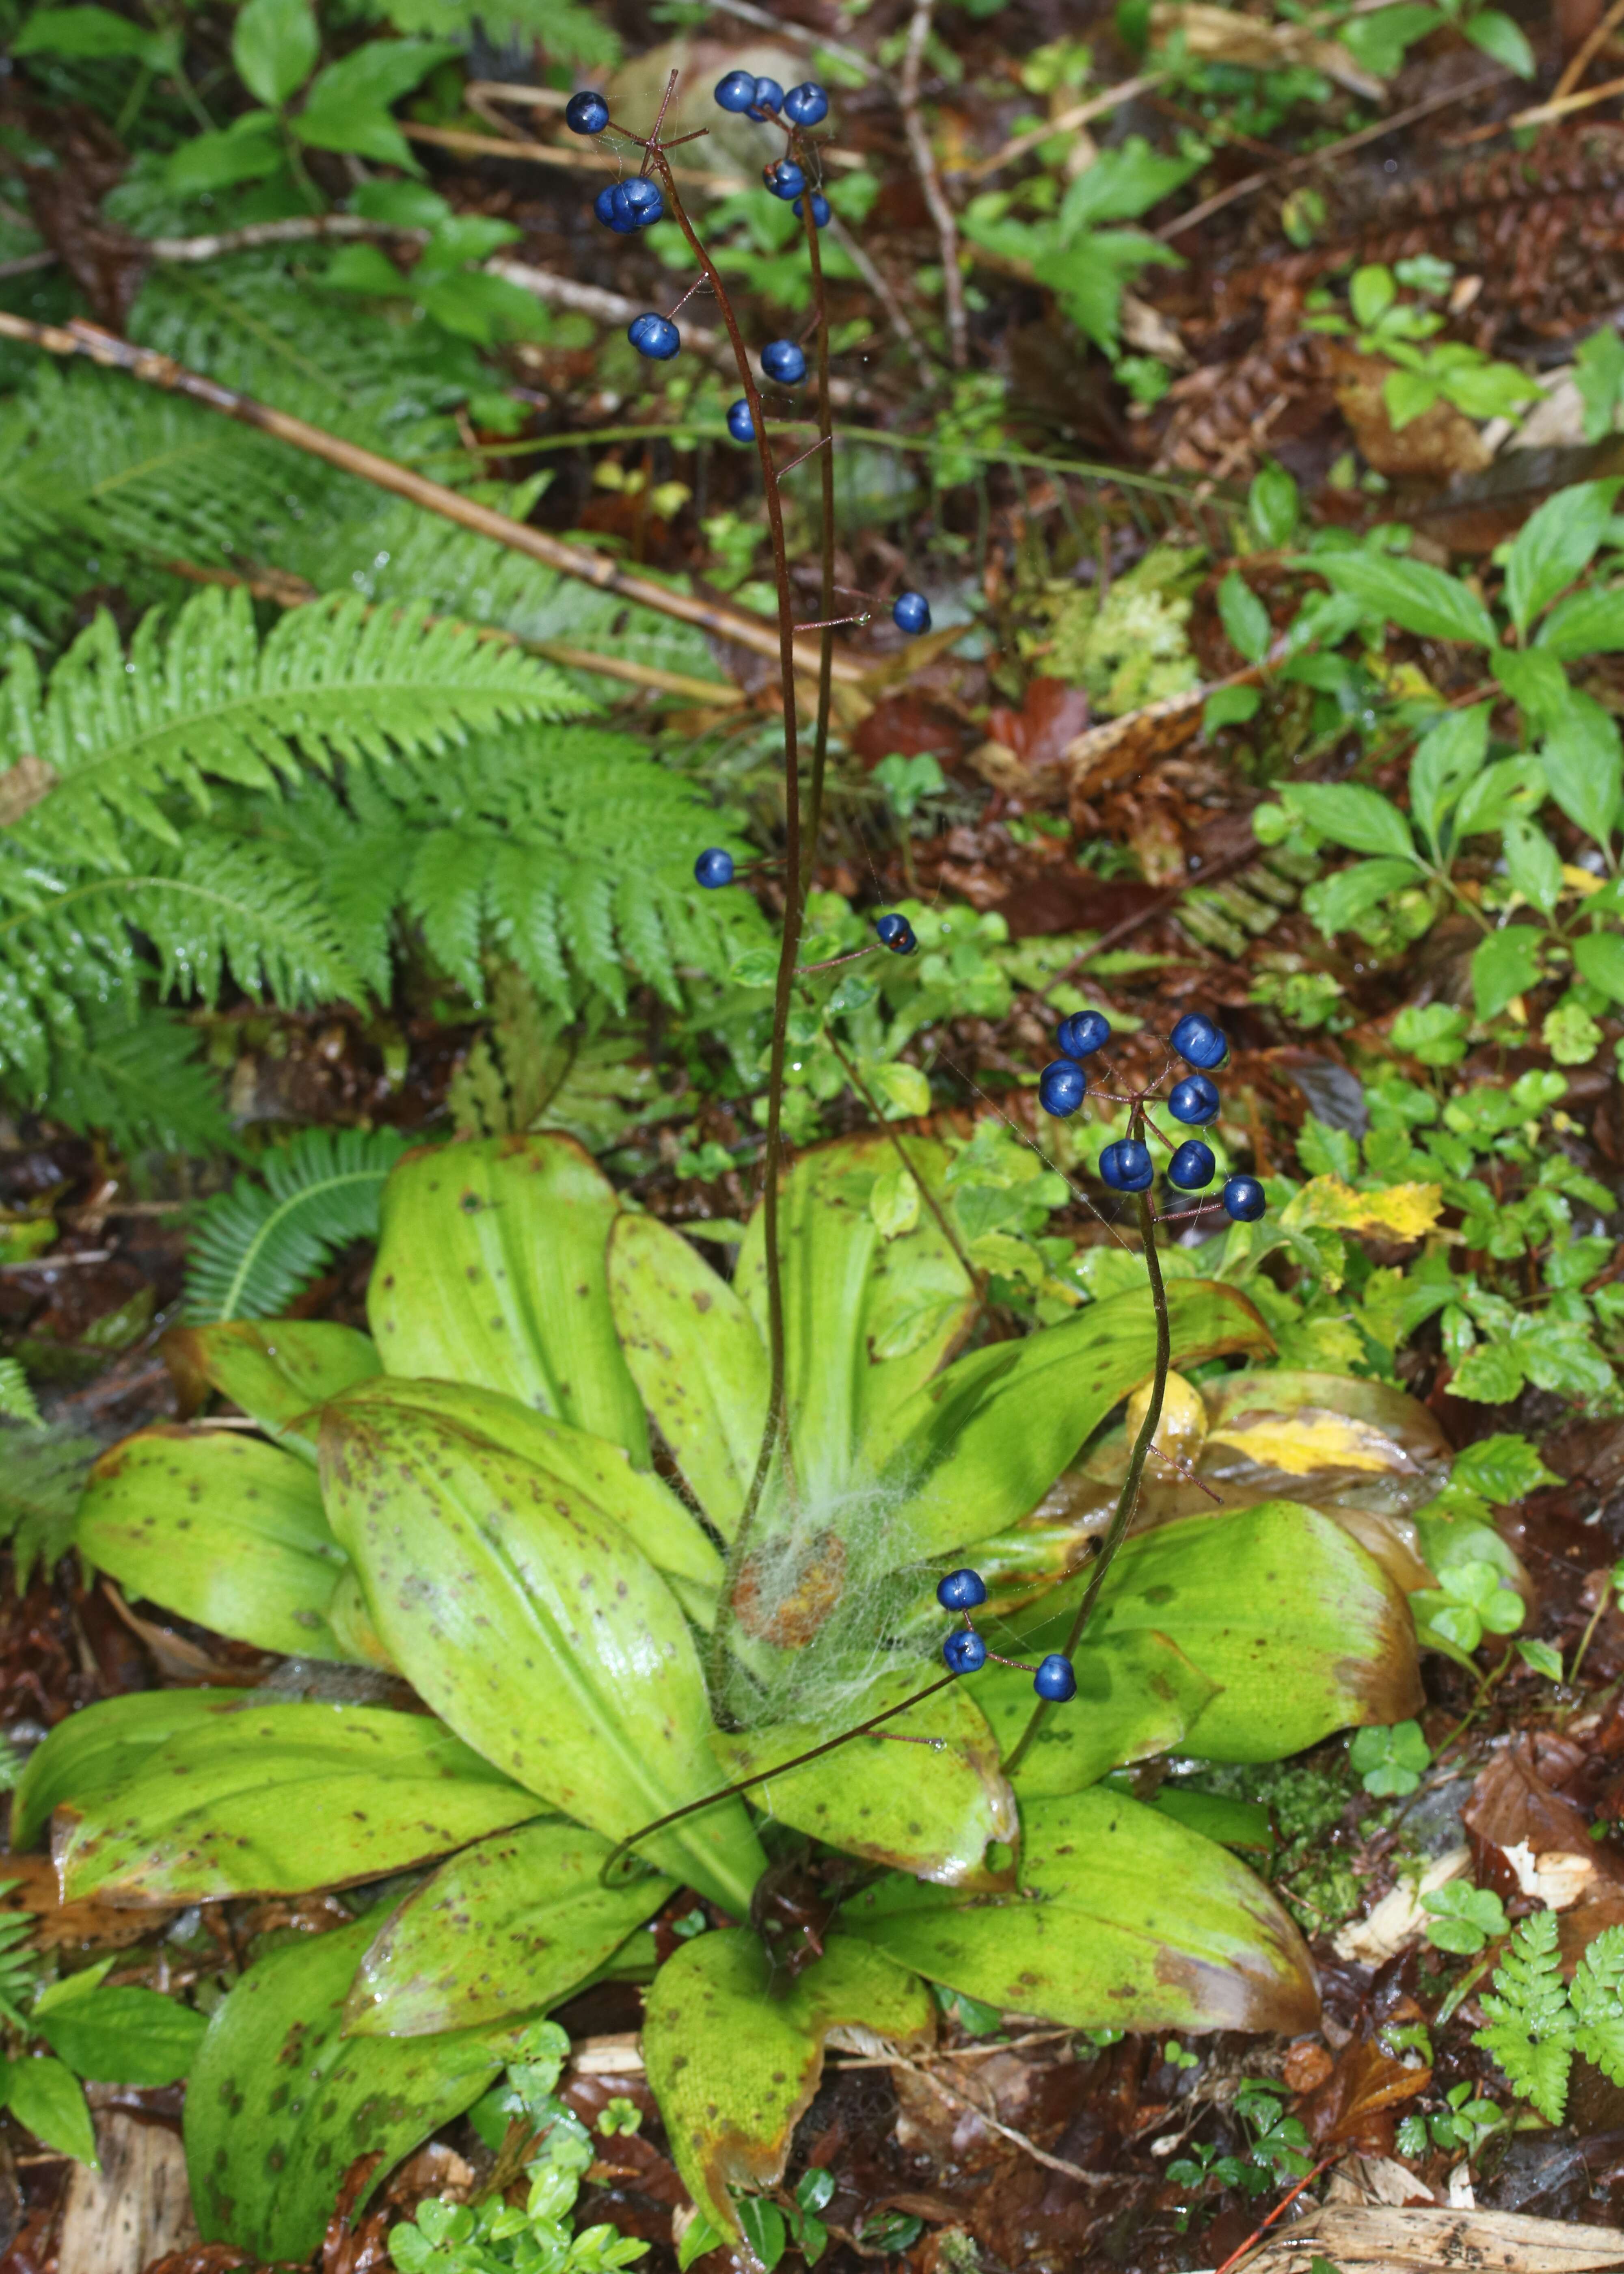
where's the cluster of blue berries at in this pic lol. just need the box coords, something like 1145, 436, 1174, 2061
1037, 1010, 1265, 1223
937, 1567, 1077, 1700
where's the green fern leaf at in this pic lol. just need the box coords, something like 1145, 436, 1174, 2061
1572, 1923, 1624, 2085
184, 1126, 413, 1321
0, 1424, 102, 1589
41, 1010, 231, 1156
0, 1361, 42, 1428
3, 586, 589, 858
1474, 1907, 1575, 2122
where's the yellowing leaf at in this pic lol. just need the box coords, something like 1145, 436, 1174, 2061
1283, 1176, 1443, 1239
1206, 1407, 1421, 1477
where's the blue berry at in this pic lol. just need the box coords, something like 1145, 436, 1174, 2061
784, 81, 830, 125
725, 398, 755, 444
1038, 1060, 1086, 1119
749, 76, 784, 115
1168, 1073, 1220, 1126
628, 313, 680, 361
618, 176, 663, 226
694, 848, 734, 889
792, 193, 831, 227
892, 590, 931, 636
874, 912, 916, 955
761, 338, 808, 386
1033, 1653, 1077, 1702
565, 89, 609, 135
1223, 1174, 1266, 1223
1056, 1009, 1110, 1059
1170, 1012, 1228, 1070
936, 1567, 987, 1612
1167, 1140, 1216, 1191
943, 1629, 987, 1675
594, 184, 627, 229
714, 69, 758, 112
765, 160, 806, 199
1099, 1139, 1153, 1193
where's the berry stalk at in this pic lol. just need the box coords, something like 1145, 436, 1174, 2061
644, 126, 811, 1698
1001, 1131, 1172, 1777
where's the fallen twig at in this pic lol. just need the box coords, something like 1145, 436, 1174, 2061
0, 312, 870, 685
899, 0, 967, 369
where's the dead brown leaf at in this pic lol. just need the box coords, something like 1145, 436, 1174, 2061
1295, 2034, 1432, 2152
3, 1854, 173, 1952
1330, 346, 1493, 478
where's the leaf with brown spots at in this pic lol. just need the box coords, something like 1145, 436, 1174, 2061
319, 1400, 765, 1912
842, 1787, 1320, 2038
162, 1319, 380, 1463
52, 1702, 541, 1904
709, 1672, 1017, 1888
345, 1818, 673, 2039
367, 1133, 647, 1461
75, 1428, 351, 1662
1009, 1500, 1425, 1762
642, 1928, 934, 2242
184, 1909, 524, 2263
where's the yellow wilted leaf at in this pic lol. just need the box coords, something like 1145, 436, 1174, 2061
1207, 1407, 1419, 1476
1283, 1176, 1443, 1240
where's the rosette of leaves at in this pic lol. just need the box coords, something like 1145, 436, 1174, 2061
22, 1134, 1424, 2261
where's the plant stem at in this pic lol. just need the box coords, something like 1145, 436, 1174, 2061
650, 144, 810, 1698
797, 132, 837, 883
1002, 1161, 1170, 1777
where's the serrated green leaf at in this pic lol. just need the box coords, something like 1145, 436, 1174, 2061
1314, 552, 1497, 646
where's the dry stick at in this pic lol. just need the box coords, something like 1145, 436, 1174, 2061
1451, 68, 1624, 140
1555, 0, 1624, 100
598, 1672, 960, 1886
823, 214, 935, 388
963, 72, 1167, 181
1156, 69, 1509, 239
0, 311, 870, 688
900, 0, 968, 369
158, 556, 747, 705
703, 0, 880, 82
898, 2058, 1113, 2190
1002, 1169, 1170, 1779
644, 119, 809, 1695
400, 118, 737, 189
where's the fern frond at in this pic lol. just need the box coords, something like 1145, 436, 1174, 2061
2, 585, 589, 860
42, 1008, 232, 1156
128, 255, 487, 466
0, 1885, 39, 2027
0, 1361, 42, 1427
0, 1424, 102, 1590
295, 726, 762, 1012
1571, 1923, 1624, 2086
1474, 1907, 1574, 2122
0, 365, 324, 580
184, 1126, 413, 1321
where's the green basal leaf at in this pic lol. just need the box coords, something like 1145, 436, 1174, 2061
881, 1280, 1272, 1559
162, 1319, 381, 1463
710, 1673, 1016, 1887
844, 1788, 1318, 2037
972, 1631, 1220, 1797
11, 1689, 252, 1850
643, 1930, 934, 2239
607, 1210, 768, 1540
320, 1400, 765, 1911
369, 1134, 648, 1461
346, 1818, 674, 2038
54, 1703, 540, 1904
327, 1373, 722, 1590
186, 1911, 523, 2261
75, 1427, 351, 1662
1008, 1502, 1422, 1760
735, 1136, 976, 1505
